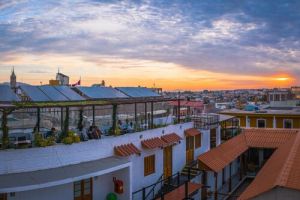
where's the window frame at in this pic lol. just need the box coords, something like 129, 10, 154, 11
283, 119, 293, 129
257, 119, 266, 128
144, 154, 155, 176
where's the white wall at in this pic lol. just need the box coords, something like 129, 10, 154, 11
93, 167, 130, 200
8, 183, 73, 200
0, 123, 193, 175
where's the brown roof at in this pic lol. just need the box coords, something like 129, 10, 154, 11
198, 134, 248, 172
198, 128, 299, 173
197, 128, 300, 199
114, 143, 141, 157
161, 133, 182, 145
184, 128, 201, 137
141, 137, 167, 149
239, 133, 300, 199
244, 128, 298, 148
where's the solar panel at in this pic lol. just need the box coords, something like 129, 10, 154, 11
20, 85, 51, 102
0, 85, 20, 102
39, 86, 69, 101
116, 87, 160, 98
76, 87, 128, 99
54, 86, 85, 101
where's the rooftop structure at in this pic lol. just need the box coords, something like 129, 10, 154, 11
198, 128, 300, 200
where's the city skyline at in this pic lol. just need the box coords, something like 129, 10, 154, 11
0, 0, 299, 90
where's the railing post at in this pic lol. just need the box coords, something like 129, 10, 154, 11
142, 187, 146, 200
188, 167, 191, 181
185, 181, 189, 199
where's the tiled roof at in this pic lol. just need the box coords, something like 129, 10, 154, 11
184, 128, 201, 137
244, 128, 298, 148
239, 133, 300, 200
197, 128, 300, 199
156, 182, 202, 200
141, 137, 167, 149
114, 143, 141, 157
161, 133, 182, 145
198, 134, 248, 172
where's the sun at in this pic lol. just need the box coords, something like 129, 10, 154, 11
275, 77, 289, 81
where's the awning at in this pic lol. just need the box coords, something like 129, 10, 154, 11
0, 156, 130, 193
161, 133, 182, 145
184, 128, 201, 137
141, 137, 167, 149
114, 143, 141, 157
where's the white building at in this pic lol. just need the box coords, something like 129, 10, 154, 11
56, 72, 69, 86
0, 119, 230, 200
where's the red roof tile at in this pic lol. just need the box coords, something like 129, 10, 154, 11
198, 134, 248, 172
244, 128, 298, 148
184, 128, 201, 137
141, 137, 167, 149
239, 133, 300, 199
161, 133, 182, 145
114, 143, 141, 157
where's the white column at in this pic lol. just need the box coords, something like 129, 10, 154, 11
273, 116, 276, 128
216, 125, 221, 146
246, 116, 250, 128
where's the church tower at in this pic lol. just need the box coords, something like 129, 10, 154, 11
10, 67, 17, 92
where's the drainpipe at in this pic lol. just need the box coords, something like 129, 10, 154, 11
273, 116, 276, 128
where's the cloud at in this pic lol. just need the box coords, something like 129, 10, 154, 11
0, 0, 300, 87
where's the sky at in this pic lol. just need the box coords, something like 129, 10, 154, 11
0, 0, 299, 91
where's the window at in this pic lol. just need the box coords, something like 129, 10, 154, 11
195, 134, 201, 149
284, 119, 293, 129
144, 155, 155, 176
257, 119, 266, 128
74, 178, 92, 200
210, 128, 217, 148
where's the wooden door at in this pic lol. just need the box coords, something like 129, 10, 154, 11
74, 178, 93, 200
163, 146, 173, 179
186, 136, 195, 164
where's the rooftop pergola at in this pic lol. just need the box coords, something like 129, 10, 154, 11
0, 85, 183, 149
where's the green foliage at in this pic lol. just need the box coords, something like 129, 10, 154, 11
108, 126, 121, 136
63, 137, 73, 145
62, 131, 81, 145
34, 133, 56, 147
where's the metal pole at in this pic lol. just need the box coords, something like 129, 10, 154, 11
151, 101, 154, 129
60, 107, 63, 131
92, 105, 95, 126
112, 104, 117, 135
36, 107, 40, 132
177, 92, 181, 124
134, 103, 137, 130
144, 102, 147, 129
142, 187, 146, 200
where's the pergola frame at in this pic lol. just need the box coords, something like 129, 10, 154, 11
0, 97, 183, 149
